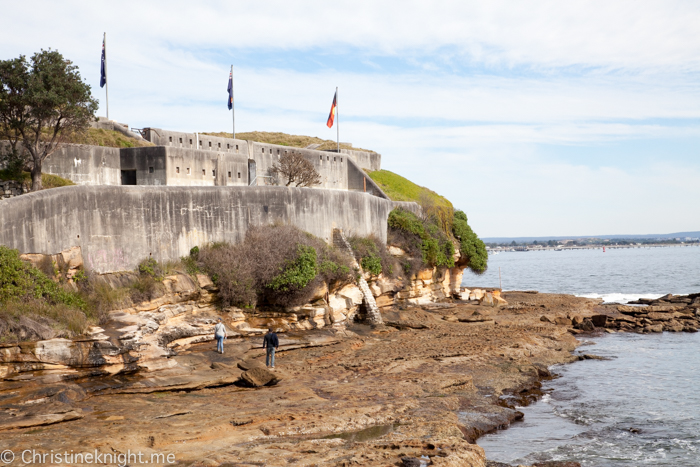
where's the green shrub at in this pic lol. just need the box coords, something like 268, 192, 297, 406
360, 255, 382, 276
387, 209, 455, 271
137, 258, 164, 281
348, 235, 396, 277
452, 210, 488, 274
0, 246, 86, 309
267, 245, 317, 292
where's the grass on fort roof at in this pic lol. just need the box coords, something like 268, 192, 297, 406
70, 128, 153, 148
0, 170, 74, 190
367, 169, 453, 209
202, 131, 374, 153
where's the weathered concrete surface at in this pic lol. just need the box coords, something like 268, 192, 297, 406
0, 185, 406, 273
43, 144, 121, 186
145, 128, 382, 173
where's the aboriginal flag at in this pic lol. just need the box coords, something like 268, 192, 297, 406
227, 71, 233, 110
100, 37, 106, 88
326, 91, 337, 128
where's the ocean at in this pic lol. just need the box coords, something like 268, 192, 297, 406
461, 246, 700, 466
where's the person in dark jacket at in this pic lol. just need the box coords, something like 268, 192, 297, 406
263, 328, 279, 368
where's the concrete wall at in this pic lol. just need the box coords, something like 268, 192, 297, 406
161, 147, 250, 187
143, 128, 381, 173
43, 144, 121, 186
119, 147, 167, 186
0, 185, 410, 273
340, 148, 381, 172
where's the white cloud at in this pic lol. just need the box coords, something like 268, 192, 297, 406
2, 1, 699, 237
4, 1, 700, 72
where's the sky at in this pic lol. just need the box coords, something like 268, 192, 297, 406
2, 1, 699, 237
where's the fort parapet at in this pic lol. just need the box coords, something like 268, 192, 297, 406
42, 127, 385, 196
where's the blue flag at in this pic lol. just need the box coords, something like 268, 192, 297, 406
100, 37, 106, 88
227, 71, 233, 110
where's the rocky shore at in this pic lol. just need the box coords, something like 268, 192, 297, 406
2, 274, 697, 466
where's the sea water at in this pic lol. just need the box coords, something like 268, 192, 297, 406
461, 247, 700, 466
461, 246, 700, 300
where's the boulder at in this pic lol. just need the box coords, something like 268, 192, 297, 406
590, 315, 608, 327
576, 318, 595, 332
570, 315, 583, 326
458, 289, 471, 301
237, 359, 266, 371
307, 281, 329, 302
329, 294, 352, 312
479, 293, 495, 307
388, 246, 406, 257
416, 269, 433, 281
471, 289, 485, 301
492, 290, 507, 306
401, 458, 423, 467
337, 284, 364, 306
540, 315, 553, 323
240, 367, 281, 387
60, 246, 84, 269
375, 295, 394, 308
196, 274, 216, 291
554, 316, 572, 326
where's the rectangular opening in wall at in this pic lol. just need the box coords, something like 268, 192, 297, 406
236, 145, 239, 151
341, 157, 343, 162
179, 138, 183, 144
334, 157, 336, 161
218, 143, 221, 148
148, 167, 154, 174
237, 172, 241, 179
202, 169, 205, 175
190, 139, 193, 144
120, 170, 137, 185
319, 155, 322, 160
327, 156, 329, 161
169, 136, 172, 142
176, 167, 180, 174
227, 144, 230, 149
209, 141, 212, 147
261, 148, 264, 153
199, 140, 202, 146
187, 168, 191, 175
228, 171, 231, 178
277, 149, 280, 154
269, 149, 272, 154
212, 170, 216, 177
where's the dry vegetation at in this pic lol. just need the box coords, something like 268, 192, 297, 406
196, 224, 354, 308
202, 131, 374, 153
70, 128, 153, 148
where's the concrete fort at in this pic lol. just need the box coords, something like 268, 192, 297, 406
0, 185, 415, 273
40, 127, 386, 197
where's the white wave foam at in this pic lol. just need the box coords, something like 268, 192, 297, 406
576, 293, 665, 304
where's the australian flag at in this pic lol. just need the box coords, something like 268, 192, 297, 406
100, 37, 106, 88
227, 71, 233, 110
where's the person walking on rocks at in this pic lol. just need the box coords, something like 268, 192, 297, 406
214, 318, 227, 354
263, 328, 279, 368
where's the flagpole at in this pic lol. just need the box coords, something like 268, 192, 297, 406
104, 32, 109, 120
336, 86, 339, 153
230, 65, 235, 139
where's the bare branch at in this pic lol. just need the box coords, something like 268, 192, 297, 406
269, 152, 321, 188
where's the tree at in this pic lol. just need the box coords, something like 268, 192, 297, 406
0, 50, 98, 191
269, 152, 321, 187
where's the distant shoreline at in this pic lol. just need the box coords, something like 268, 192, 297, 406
488, 243, 700, 252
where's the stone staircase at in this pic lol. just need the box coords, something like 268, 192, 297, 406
332, 229, 384, 325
